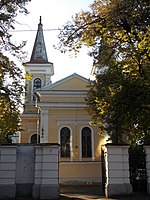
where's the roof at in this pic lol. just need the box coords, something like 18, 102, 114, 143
27, 16, 50, 64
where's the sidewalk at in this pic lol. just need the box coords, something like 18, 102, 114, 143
60, 185, 150, 200
60, 193, 150, 200
14, 193, 150, 200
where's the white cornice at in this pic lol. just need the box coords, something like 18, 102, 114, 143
37, 90, 87, 96
37, 102, 88, 108
56, 117, 91, 126
21, 113, 38, 119
25, 63, 53, 67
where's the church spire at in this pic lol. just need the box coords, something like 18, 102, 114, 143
30, 16, 48, 63
39, 16, 42, 24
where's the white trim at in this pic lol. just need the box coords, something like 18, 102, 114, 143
21, 113, 38, 118
58, 126, 73, 161
57, 118, 91, 126
32, 77, 43, 89
37, 102, 88, 108
37, 90, 87, 96
79, 126, 94, 161
31, 77, 43, 102
40, 109, 49, 143
25, 63, 53, 67
33, 77, 43, 84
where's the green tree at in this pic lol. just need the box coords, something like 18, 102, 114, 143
0, 0, 31, 142
58, 0, 150, 144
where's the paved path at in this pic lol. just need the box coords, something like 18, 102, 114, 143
60, 193, 150, 200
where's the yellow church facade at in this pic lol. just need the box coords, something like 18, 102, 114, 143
21, 17, 104, 186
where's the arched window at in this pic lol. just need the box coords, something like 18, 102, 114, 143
30, 134, 38, 144
33, 78, 41, 89
82, 127, 92, 158
33, 78, 41, 101
60, 127, 70, 158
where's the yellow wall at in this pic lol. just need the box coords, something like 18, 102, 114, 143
21, 116, 38, 143
21, 74, 104, 185
59, 162, 102, 184
50, 77, 88, 90
47, 108, 103, 161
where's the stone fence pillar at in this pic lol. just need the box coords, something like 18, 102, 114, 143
104, 144, 132, 197
33, 143, 60, 199
144, 146, 150, 194
0, 145, 17, 199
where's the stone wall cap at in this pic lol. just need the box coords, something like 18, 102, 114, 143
105, 143, 130, 147
34, 143, 60, 147
0, 143, 60, 147
0, 143, 18, 147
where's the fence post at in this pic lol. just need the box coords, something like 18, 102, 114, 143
144, 146, 150, 194
104, 144, 132, 197
33, 143, 60, 199
0, 144, 17, 199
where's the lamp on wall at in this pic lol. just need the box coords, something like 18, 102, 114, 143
41, 128, 44, 138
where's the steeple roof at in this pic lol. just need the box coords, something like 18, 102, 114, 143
29, 16, 49, 63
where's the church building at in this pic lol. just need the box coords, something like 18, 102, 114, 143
21, 17, 104, 186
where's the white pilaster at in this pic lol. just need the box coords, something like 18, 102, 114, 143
40, 109, 49, 143
45, 74, 51, 85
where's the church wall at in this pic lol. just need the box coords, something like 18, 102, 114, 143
40, 96, 86, 103
45, 108, 104, 185
46, 108, 104, 160
21, 117, 38, 143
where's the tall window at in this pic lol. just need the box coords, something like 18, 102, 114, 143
82, 127, 92, 158
60, 127, 70, 158
33, 78, 41, 101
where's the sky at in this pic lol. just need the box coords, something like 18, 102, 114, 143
13, 0, 94, 83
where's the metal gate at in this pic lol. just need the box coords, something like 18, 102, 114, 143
16, 145, 35, 197
129, 145, 147, 193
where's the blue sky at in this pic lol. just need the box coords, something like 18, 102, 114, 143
13, 0, 94, 82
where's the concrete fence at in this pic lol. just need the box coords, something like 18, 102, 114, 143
0, 143, 59, 199
103, 144, 132, 197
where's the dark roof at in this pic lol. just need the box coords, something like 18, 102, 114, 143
28, 16, 49, 64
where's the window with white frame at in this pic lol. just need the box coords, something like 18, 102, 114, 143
33, 78, 41, 89
81, 127, 92, 158
60, 127, 70, 158
33, 78, 41, 101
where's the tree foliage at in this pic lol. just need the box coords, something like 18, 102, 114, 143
58, 0, 150, 144
0, 0, 31, 142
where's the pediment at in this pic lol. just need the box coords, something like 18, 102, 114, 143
40, 73, 89, 91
